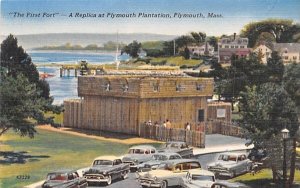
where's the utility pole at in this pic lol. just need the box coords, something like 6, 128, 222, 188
173, 40, 176, 56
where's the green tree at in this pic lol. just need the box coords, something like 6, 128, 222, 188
283, 63, 300, 112
175, 35, 194, 48
240, 84, 298, 145
190, 32, 206, 44
122, 40, 142, 58
267, 51, 284, 83
219, 53, 268, 106
255, 32, 276, 47
0, 34, 61, 137
183, 47, 190, 60
207, 36, 218, 51
162, 40, 176, 56
241, 19, 300, 47
0, 75, 55, 137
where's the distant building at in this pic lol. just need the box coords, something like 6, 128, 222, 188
188, 42, 214, 56
138, 49, 147, 58
273, 43, 300, 64
253, 43, 300, 64
218, 33, 251, 64
253, 44, 272, 64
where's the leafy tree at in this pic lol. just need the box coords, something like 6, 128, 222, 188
0, 75, 55, 137
183, 47, 190, 60
1, 35, 39, 84
207, 36, 218, 51
190, 32, 206, 44
283, 63, 300, 111
0, 34, 61, 137
175, 35, 194, 48
219, 53, 268, 106
241, 19, 300, 47
162, 40, 176, 56
122, 40, 142, 58
240, 84, 298, 145
267, 51, 284, 83
255, 32, 276, 47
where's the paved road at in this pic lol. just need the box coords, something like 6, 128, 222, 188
86, 173, 141, 188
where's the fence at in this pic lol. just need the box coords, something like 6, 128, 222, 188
139, 124, 205, 148
206, 120, 244, 137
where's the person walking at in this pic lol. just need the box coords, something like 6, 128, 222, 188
166, 119, 171, 141
186, 122, 191, 131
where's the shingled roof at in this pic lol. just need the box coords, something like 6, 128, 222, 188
273, 43, 300, 53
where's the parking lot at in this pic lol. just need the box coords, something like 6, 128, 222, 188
85, 152, 247, 188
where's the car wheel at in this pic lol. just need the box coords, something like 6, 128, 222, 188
246, 164, 251, 172
121, 171, 128, 180
160, 180, 168, 188
106, 175, 112, 185
230, 170, 236, 178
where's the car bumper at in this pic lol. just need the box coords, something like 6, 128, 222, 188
84, 177, 110, 183
86, 179, 109, 183
139, 180, 161, 188
208, 169, 232, 177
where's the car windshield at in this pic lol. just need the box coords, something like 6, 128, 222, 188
93, 160, 113, 166
192, 175, 214, 182
164, 143, 179, 148
128, 149, 147, 154
218, 154, 237, 162
46, 173, 68, 181
152, 154, 168, 161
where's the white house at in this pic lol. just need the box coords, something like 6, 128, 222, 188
253, 44, 272, 64
253, 43, 300, 64
188, 42, 214, 56
273, 43, 300, 64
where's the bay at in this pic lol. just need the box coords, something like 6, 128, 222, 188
28, 51, 129, 104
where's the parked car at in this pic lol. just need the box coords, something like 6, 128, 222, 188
180, 169, 216, 188
247, 148, 267, 162
138, 159, 201, 188
210, 182, 249, 188
122, 145, 157, 172
42, 170, 88, 188
207, 153, 252, 178
137, 152, 182, 172
158, 141, 193, 158
83, 155, 130, 186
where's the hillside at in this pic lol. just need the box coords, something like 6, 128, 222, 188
0, 33, 176, 50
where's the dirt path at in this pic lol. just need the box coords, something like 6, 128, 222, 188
37, 125, 162, 145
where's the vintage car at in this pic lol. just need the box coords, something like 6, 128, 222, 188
42, 170, 88, 188
180, 169, 216, 188
137, 152, 182, 172
207, 153, 252, 178
122, 145, 157, 172
210, 182, 249, 188
247, 148, 267, 162
138, 159, 201, 188
83, 155, 130, 186
158, 141, 193, 158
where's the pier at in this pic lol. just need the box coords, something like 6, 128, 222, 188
59, 64, 106, 77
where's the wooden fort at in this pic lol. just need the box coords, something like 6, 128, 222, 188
63, 72, 214, 136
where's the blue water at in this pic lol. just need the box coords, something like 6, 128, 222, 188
29, 51, 129, 105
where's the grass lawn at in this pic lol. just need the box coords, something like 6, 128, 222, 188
149, 56, 202, 66
0, 129, 159, 188
232, 169, 300, 188
44, 111, 63, 124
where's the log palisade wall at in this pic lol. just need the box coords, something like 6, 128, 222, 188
207, 102, 232, 123
64, 75, 214, 136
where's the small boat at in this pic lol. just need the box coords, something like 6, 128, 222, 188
39, 72, 55, 79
